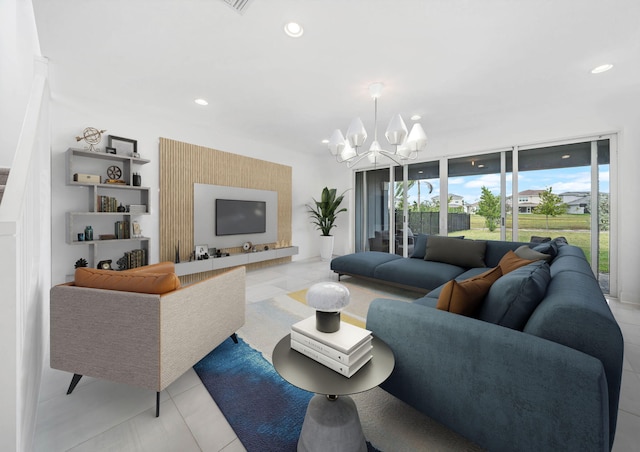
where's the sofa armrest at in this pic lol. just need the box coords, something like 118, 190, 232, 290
159, 267, 246, 388
367, 299, 610, 452
50, 286, 162, 390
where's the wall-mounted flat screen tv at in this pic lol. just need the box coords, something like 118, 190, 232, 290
215, 199, 266, 236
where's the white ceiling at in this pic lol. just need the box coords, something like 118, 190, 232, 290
32, 0, 640, 156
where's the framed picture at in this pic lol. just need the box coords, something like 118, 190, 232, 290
132, 221, 142, 238
108, 135, 138, 157
195, 244, 209, 260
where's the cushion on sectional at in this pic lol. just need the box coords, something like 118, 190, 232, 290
477, 260, 551, 330
498, 250, 536, 274
374, 258, 467, 291
410, 234, 428, 259
411, 234, 465, 259
532, 241, 559, 260
514, 245, 552, 263
436, 266, 502, 316
425, 236, 486, 268
74, 267, 181, 294
331, 252, 402, 277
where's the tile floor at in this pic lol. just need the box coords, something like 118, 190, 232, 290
34, 258, 640, 451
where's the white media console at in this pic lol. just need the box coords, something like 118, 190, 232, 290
174, 246, 298, 276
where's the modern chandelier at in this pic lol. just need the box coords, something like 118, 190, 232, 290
327, 82, 427, 167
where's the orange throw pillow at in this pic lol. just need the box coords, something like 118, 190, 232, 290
498, 250, 536, 275
436, 266, 503, 316
74, 267, 180, 294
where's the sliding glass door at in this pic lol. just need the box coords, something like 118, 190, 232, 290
354, 168, 392, 253
514, 139, 610, 293
446, 151, 512, 241
393, 162, 440, 256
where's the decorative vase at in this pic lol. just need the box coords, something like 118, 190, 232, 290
319, 235, 334, 261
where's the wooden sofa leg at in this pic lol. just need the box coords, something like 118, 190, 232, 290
156, 392, 160, 417
230, 333, 238, 344
66, 374, 83, 395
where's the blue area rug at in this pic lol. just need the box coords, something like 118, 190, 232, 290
194, 337, 381, 451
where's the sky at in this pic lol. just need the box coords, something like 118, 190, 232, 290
405, 166, 610, 206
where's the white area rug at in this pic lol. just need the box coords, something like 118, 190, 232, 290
238, 277, 484, 452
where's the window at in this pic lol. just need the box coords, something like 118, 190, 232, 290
354, 136, 613, 293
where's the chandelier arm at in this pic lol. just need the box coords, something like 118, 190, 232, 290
355, 146, 369, 156
378, 150, 406, 166
331, 149, 346, 163
345, 153, 373, 168
404, 149, 419, 160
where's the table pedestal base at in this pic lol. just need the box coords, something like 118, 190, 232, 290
298, 394, 367, 452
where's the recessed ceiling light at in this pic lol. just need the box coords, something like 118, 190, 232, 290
284, 22, 304, 38
562, 154, 571, 159
321, 139, 329, 144
591, 64, 613, 74
478, 164, 485, 168
194, 98, 209, 106
411, 115, 422, 121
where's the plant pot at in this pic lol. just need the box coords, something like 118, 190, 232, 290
320, 235, 334, 261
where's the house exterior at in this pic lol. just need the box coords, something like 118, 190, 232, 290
560, 192, 591, 214
506, 190, 544, 214
432, 193, 465, 210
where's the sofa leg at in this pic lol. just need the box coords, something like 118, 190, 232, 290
156, 392, 160, 417
230, 333, 238, 344
66, 374, 83, 395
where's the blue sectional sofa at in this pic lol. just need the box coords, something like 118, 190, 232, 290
331, 235, 624, 451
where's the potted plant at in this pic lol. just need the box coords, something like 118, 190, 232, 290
307, 187, 347, 260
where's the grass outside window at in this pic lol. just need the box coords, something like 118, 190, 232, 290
450, 214, 609, 273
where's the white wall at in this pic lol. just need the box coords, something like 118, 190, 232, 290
49, 96, 337, 285
0, 0, 41, 167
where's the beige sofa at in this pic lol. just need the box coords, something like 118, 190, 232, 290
50, 265, 245, 416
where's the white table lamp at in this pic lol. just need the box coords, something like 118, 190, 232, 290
306, 282, 351, 333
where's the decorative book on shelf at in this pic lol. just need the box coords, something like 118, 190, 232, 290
290, 316, 373, 377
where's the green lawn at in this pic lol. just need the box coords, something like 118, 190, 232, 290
454, 214, 609, 273
469, 213, 594, 230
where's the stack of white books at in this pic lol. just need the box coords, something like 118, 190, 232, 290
290, 316, 373, 378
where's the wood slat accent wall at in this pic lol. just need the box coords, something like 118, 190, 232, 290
159, 138, 292, 283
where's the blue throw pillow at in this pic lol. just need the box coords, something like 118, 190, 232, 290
477, 261, 551, 330
411, 234, 428, 259
533, 241, 558, 260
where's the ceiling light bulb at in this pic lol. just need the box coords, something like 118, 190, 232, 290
368, 82, 384, 99
194, 98, 208, 106
591, 64, 613, 74
284, 22, 304, 37
411, 115, 422, 121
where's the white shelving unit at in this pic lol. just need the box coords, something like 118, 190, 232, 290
174, 246, 299, 276
66, 148, 151, 268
